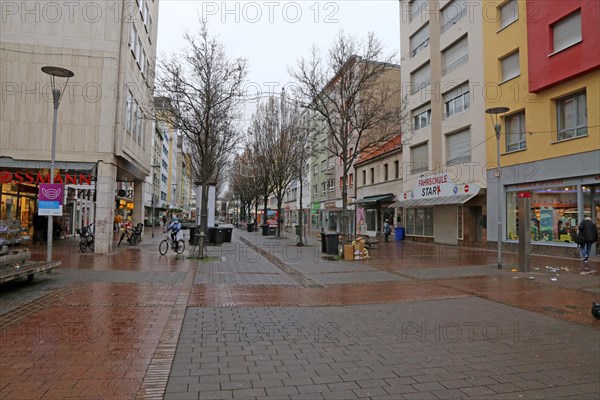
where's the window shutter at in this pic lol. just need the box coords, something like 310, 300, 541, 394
446, 129, 471, 165
501, 51, 519, 81
553, 11, 581, 52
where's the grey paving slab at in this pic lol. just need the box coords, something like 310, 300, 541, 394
309, 270, 408, 285
167, 297, 600, 399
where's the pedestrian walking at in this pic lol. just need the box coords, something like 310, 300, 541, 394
383, 219, 392, 242
162, 214, 167, 227
578, 216, 598, 262
114, 213, 122, 232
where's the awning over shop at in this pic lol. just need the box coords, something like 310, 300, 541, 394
389, 193, 478, 208
350, 194, 395, 205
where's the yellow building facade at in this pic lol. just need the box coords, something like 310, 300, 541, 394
483, 0, 600, 257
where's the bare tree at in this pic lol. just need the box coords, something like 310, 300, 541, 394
156, 22, 247, 256
290, 31, 408, 242
230, 148, 261, 227
249, 90, 306, 238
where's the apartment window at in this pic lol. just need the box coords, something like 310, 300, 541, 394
444, 83, 470, 118
506, 111, 526, 152
384, 164, 389, 181
148, 14, 153, 38
362, 170, 366, 185
552, 10, 582, 54
441, 0, 467, 33
125, 91, 133, 133
442, 36, 468, 75
413, 103, 431, 131
411, 62, 430, 94
129, 24, 137, 49
410, 23, 429, 57
328, 156, 335, 169
446, 129, 471, 166
394, 160, 399, 179
339, 177, 343, 189
409, 0, 427, 22
370, 168, 375, 184
141, 50, 147, 75
327, 178, 335, 192
349, 173, 353, 188
410, 143, 428, 175
321, 182, 326, 195
500, 51, 519, 82
136, 37, 142, 61
556, 91, 587, 141
130, 100, 138, 137
313, 165, 318, 176
499, 0, 518, 29
313, 185, 318, 196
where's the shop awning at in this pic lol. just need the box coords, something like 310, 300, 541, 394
389, 193, 478, 208
350, 194, 395, 205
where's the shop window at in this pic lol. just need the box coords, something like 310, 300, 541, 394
406, 207, 434, 237
366, 209, 377, 231
506, 186, 579, 243
556, 91, 587, 141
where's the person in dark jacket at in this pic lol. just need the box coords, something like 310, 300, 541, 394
578, 216, 599, 262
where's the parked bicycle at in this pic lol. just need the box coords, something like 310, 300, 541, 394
76, 223, 95, 253
159, 232, 185, 255
118, 222, 143, 246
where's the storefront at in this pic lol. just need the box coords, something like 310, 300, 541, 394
0, 161, 97, 238
392, 174, 484, 245
352, 194, 395, 237
487, 151, 600, 257
506, 177, 600, 246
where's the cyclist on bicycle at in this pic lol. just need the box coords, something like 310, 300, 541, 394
165, 218, 182, 242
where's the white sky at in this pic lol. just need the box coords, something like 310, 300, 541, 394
157, 1, 401, 124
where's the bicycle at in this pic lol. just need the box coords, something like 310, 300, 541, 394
159, 232, 185, 255
76, 223, 95, 253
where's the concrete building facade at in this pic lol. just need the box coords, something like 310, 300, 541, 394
1, 0, 160, 252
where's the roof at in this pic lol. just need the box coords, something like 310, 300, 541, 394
355, 134, 402, 166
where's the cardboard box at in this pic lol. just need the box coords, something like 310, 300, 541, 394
354, 240, 364, 251
344, 245, 354, 261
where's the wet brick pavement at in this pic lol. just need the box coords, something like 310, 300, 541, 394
0, 227, 598, 399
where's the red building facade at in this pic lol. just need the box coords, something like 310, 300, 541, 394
527, 0, 600, 92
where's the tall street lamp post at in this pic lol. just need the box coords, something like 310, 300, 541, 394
485, 106, 510, 270
41, 66, 74, 263
150, 164, 160, 238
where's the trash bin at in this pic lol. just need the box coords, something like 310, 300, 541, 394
395, 227, 405, 241
325, 233, 339, 255
268, 226, 277, 235
224, 227, 233, 242
261, 225, 269, 236
207, 227, 216, 243
247, 222, 254, 232
189, 226, 199, 246
321, 233, 327, 253
215, 228, 224, 244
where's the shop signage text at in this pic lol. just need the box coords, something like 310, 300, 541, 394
0, 171, 92, 185
402, 174, 480, 200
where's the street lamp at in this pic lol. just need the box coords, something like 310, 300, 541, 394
485, 106, 510, 270
150, 164, 160, 237
41, 66, 74, 263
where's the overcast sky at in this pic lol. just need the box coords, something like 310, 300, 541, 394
157, 1, 401, 124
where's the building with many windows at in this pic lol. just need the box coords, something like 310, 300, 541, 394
0, 0, 160, 252
483, 0, 600, 257
397, 0, 487, 245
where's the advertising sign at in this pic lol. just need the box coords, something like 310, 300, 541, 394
38, 183, 64, 216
